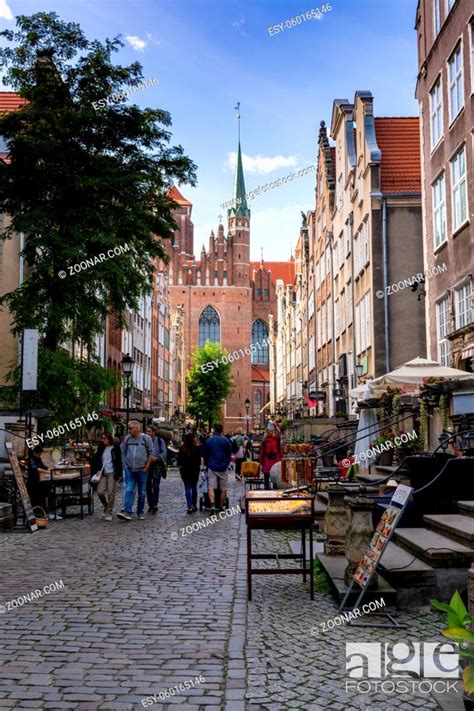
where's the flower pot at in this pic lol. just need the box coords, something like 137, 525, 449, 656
378, 449, 394, 466
322, 454, 334, 467
396, 447, 411, 464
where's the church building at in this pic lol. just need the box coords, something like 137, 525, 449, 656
168, 138, 294, 432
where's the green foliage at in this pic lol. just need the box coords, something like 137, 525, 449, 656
431, 591, 474, 694
186, 341, 233, 428
313, 558, 331, 595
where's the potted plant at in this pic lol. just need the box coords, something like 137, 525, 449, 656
431, 591, 474, 709
395, 429, 423, 463
371, 428, 395, 466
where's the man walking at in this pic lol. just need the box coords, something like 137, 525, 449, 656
118, 420, 154, 521
204, 423, 231, 515
146, 424, 167, 514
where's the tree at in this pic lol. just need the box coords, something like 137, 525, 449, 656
0, 12, 197, 414
186, 342, 233, 429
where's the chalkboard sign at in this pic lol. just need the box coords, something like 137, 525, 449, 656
5, 442, 38, 532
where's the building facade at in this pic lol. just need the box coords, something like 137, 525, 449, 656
415, 0, 473, 371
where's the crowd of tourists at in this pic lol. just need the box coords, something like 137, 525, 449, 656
25, 419, 283, 521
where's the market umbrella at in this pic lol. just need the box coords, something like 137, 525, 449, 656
368, 357, 473, 395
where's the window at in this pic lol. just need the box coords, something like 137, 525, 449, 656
433, 173, 447, 248
451, 146, 467, 230
322, 302, 327, 344
317, 216, 322, 240
356, 292, 371, 355
334, 298, 339, 338
347, 282, 353, 325
345, 219, 352, 256
251, 319, 269, 364
253, 390, 261, 422
430, 78, 443, 148
309, 335, 315, 371
327, 298, 332, 341
357, 171, 364, 203
455, 281, 472, 329
433, 0, 441, 36
316, 309, 321, 349
337, 173, 344, 211
322, 207, 326, 231
340, 289, 346, 332
263, 288, 269, 297
354, 220, 369, 275
436, 295, 451, 365
199, 305, 220, 347
448, 44, 463, 122
471, 22, 474, 91
326, 248, 331, 277
446, 0, 455, 12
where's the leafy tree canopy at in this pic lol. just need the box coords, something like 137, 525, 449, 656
186, 341, 233, 428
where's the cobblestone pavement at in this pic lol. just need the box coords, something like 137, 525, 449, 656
0, 470, 456, 710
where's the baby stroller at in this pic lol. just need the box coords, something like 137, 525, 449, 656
198, 467, 229, 512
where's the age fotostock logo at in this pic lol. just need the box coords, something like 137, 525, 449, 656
345, 642, 460, 696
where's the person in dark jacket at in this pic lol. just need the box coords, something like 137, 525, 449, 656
27, 446, 52, 513
91, 432, 123, 521
178, 433, 202, 513
204, 423, 231, 514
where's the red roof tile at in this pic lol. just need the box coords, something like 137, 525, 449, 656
167, 185, 192, 206
0, 91, 28, 112
251, 365, 269, 383
374, 117, 421, 194
250, 260, 295, 285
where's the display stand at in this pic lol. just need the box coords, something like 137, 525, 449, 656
338, 484, 413, 627
5, 442, 38, 532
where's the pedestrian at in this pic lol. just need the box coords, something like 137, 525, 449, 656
203, 423, 231, 515
178, 432, 201, 513
231, 427, 246, 480
26, 446, 54, 517
117, 420, 154, 521
91, 432, 123, 521
145, 425, 167, 514
259, 422, 282, 490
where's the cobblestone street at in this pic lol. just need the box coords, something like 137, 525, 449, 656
0, 471, 452, 710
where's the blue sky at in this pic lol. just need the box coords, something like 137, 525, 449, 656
1, 0, 419, 260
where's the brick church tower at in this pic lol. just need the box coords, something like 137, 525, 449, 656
168, 122, 294, 432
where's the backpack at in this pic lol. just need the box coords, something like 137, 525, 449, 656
124, 434, 152, 457
231, 437, 240, 454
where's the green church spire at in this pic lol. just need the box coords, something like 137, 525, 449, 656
228, 102, 250, 219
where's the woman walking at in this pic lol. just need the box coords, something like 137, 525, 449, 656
259, 423, 282, 490
232, 427, 246, 480
91, 432, 123, 521
178, 433, 201, 513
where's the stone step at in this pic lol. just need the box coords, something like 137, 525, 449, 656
317, 553, 397, 607
378, 541, 436, 607
423, 514, 474, 546
458, 501, 474, 518
393, 527, 474, 567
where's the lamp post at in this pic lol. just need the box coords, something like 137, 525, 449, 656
355, 363, 364, 381
121, 353, 135, 426
245, 398, 251, 435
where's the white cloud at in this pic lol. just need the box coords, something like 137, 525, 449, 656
0, 0, 13, 20
227, 152, 298, 175
232, 16, 245, 30
125, 35, 148, 52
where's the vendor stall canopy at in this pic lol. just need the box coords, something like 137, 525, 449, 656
368, 357, 474, 395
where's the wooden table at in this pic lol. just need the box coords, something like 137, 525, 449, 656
47, 465, 91, 520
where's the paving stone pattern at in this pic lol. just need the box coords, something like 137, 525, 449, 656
0, 470, 454, 710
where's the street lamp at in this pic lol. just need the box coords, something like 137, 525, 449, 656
245, 398, 251, 435
121, 353, 135, 426
355, 363, 364, 381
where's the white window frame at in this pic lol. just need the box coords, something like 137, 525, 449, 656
446, 0, 455, 14
340, 289, 346, 333
432, 172, 447, 249
430, 76, 443, 149
471, 22, 474, 96
436, 295, 451, 365
334, 297, 339, 338
455, 280, 472, 330
448, 42, 464, 124
450, 145, 468, 232
433, 0, 441, 36
347, 281, 353, 326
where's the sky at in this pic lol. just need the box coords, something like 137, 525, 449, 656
0, 0, 419, 260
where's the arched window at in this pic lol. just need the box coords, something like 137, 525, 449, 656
199, 306, 220, 347
251, 319, 269, 364
253, 390, 261, 424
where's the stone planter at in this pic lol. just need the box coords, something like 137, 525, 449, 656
323, 485, 351, 556
378, 449, 394, 466
344, 495, 376, 586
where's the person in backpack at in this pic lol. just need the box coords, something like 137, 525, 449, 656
259, 422, 282, 490
118, 420, 154, 521
231, 427, 246, 480
145, 425, 167, 514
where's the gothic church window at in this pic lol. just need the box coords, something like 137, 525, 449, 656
199, 306, 220, 347
251, 320, 269, 364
